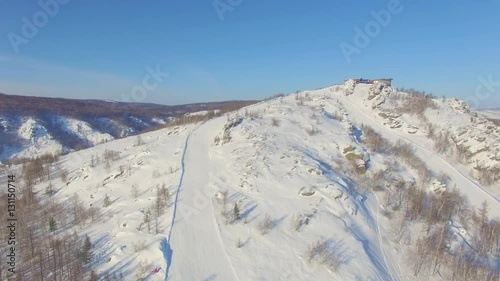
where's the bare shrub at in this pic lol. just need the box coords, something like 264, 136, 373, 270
290, 214, 303, 232
136, 135, 145, 146
392, 140, 414, 160
232, 202, 241, 223
135, 260, 153, 280
434, 131, 452, 154
305, 239, 347, 272
104, 159, 111, 172
404, 185, 427, 221
332, 110, 343, 121
152, 169, 161, 178
60, 168, 68, 182
393, 140, 431, 183
396, 89, 438, 116
88, 206, 101, 222
359, 127, 433, 185
157, 183, 170, 204
371, 169, 386, 182
258, 214, 273, 235
103, 149, 120, 162
217, 190, 228, 207
45, 182, 55, 196
410, 234, 433, 277
476, 167, 499, 185
271, 117, 280, 127
143, 209, 151, 233
131, 184, 139, 199
306, 126, 320, 136
368, 169, 387, 192
425, 122, 437, 138
403, 185, 467, 227
245, 110, 261, 119
132, 240, 147, 252
264, 93, 285, 101
447, 244, 496, 281
436, 172, 451, 185
221, 209, 231, 225
363, 125, 390, 153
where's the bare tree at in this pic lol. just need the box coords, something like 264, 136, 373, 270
136, 135, 145, 146
160, 183, 170, 203
258, 214, 273, 235
72, 193, 83, 225
362, 125, 389, 153
305, 239, 347, 272
143, 209, 151, 233
131, 184, 139, 199
271, 117, 280, 127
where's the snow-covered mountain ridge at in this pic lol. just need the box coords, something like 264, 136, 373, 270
0, 93, 256, 162
343, 80, 500, 186
0, 82, 498, 281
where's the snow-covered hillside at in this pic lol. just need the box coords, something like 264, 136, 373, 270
345, 81, 500, 194
1, 82, 498, 281
0, 114, 166, 162
0, 93, 256, 163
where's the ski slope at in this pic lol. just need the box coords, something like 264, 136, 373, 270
7, 82, 499, 280
167, 118, 239, 281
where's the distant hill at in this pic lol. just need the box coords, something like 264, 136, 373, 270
0, 93, 257, 162
476, 108, 500, 125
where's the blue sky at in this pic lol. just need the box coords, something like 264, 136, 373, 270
0, 0, 499, 107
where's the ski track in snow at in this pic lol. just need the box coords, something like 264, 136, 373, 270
320, 169, 398, 280
165, 119, 239, 281
162, 127, 193, 280
332, 209, 394, 281
371, 192, 407, 281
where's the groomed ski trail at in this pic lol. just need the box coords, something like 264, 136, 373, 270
166, 118, 239, 281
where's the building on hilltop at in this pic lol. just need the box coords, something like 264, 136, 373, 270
345, 78, 393, 86
371, 78, 393, 85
